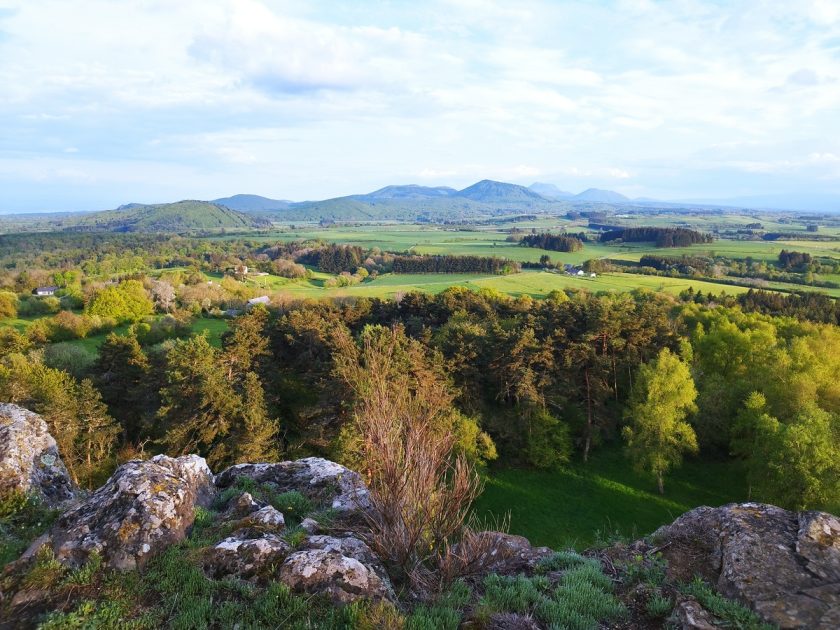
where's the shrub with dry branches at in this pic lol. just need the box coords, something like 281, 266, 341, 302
333, 324, 486, 592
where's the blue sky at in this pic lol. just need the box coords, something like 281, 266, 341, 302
1, 0, 840, 212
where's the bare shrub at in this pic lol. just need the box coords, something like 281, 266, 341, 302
333, 325, 484, 592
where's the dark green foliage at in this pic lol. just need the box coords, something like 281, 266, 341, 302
619, 553, 667, 587
680, 577, 775, 630
600, 226, 712, 247
392, 254, 519, 274
0, 490, 58, 568
645, 592, 672, 618
520, 232, 585, 252
778, 249, 811, 269
212, 476, 313, 526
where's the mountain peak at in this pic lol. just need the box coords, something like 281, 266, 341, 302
528, 182, 573, 199
457, 180, 548, 202
573, 188, 629, 203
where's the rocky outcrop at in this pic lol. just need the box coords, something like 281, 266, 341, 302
652, 502, 840, 629
215, 457, 370, 514
279, 535, 395, 604
0, 404, 76, 507
47, 454, 214, 570
203, 532, 291, 581
460, 532, 554, 575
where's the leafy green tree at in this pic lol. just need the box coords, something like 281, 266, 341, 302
736, 394, 840, 510
86, 280, 153, 322
622, 348, 699, 494
0, 291, 18, 318
525, 408, 572, 470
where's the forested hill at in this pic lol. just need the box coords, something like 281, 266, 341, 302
67, 200, 269, 233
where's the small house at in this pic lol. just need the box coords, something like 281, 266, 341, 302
32, 286, 58, 297
247, 295, 271, 308
576, 270, 585, 276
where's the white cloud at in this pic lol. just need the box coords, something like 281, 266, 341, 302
2, 0, 840, 209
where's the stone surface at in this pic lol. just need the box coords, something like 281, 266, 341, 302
47, 454, 214, 570
223, 491, 261, 519
300, 517, 320, 534
203, 533, 291, 581
278, 535, 395, 604
484, 612, 541, 630
0, 404, 76, 507
653, 502, 840, 629
458, 532, 554, 575
215, 457, 370, 513
241, 505, 285, 530
669, 597, 718, 630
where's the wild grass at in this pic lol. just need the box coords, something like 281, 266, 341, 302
474, 444, 744, 549
476, 553, 624, 630
680, 577, 776, 630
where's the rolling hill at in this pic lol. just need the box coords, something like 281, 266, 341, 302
69, 201, 269, 233
529, 182, 574, 199
573, 188, 629, 203
356, 185, 457, 200
458, 179, 547, 202
213, 194, 292, 212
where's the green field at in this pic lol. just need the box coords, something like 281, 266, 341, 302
249, 269, 753, 300
475, 445, 745, 550
213, 221, 840, 300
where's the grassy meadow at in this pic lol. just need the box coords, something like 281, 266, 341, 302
474, 445, 745, 549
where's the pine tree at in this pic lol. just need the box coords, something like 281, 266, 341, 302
233, 371, 280, 463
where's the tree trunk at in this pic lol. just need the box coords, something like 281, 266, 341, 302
657, 472, 664, 495
583, 368, 592, 462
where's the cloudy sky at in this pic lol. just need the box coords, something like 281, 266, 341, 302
2, 0, 840, 212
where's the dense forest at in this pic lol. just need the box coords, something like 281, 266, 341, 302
519, 233, 585, 252
391, 255, 519, 274
600, 227, 713, 247
2, 284, 838, 512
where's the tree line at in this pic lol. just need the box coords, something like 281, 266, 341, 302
600, 227, 712, 247
519, 233, 585, 252
391, 255, 519, 274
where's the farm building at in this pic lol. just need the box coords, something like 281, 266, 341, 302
247, 295, 271, 308
32, 286, 58, 297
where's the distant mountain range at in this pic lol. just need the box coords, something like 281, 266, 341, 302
39, 179, 836, 234
68, 200, 268, 232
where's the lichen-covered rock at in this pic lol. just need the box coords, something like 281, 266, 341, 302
223, 491, 261, 519
240, 505, 285, 530
0, 404, 76, 507
300, 517, 321, 534
215, 457, 370, 513
653, 502, 840, 629
46, 454, 214, 570
278, 535, 395, 604
457, 532, 554, 575
669, 597, 718, 630
203, 533, 291, 580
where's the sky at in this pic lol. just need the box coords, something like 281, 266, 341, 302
1, 0, 840, 212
